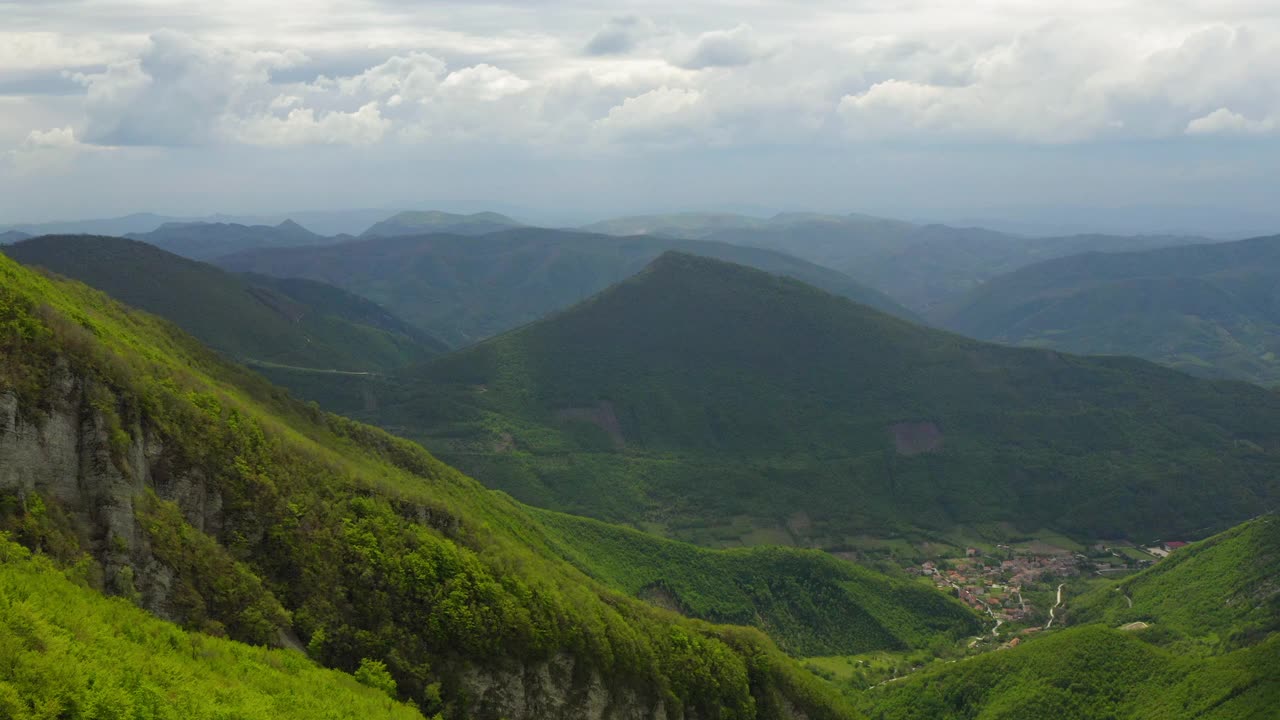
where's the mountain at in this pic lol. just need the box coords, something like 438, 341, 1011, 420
217, 227, 918, 346
0, 249, 860, 719
321, 252, 1280, 546
940, 235, 1280, 387
0, 538, 423, 719
580, 212, 1212, 313
360, 210, 524, 238
3, 235, 443, 374
856, 515, 1280, 719
0, 230, 31, 244
127, 220, 340, 260
1, 212, 181, 237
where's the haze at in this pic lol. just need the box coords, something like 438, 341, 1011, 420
3, 0, 1279, 233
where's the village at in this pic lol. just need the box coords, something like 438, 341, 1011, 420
906, 539, 1187, 627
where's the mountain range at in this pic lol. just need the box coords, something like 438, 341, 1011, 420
941, 234, 1280, 387
217, 227, 917, 346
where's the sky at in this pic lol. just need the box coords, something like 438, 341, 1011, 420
2, 0, 1279, 226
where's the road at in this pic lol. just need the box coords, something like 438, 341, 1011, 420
1045, 583, 1066, 629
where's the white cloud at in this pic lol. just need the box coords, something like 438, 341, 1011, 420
4, 126, 100, 173
440, 64, 531, 101
1186, 108, 1277, 136
233, 102, 390, 145
594, 86, 704, 141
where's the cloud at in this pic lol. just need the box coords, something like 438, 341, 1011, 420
440, 64, 531, 101
71, 30, 303, 146
594, 86, 704, 142
4, 126, 99, 173
676, 25, 771, 69
1186, 108, 1277, 136
233, 102, 390, 145
584, 16, 654, 56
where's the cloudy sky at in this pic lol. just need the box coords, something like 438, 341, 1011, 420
3, 0, 1279, 224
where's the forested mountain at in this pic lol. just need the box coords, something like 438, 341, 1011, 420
0, 230, 31, 244
217, 227, 917, 346
305, 252, 1280, 545
127, 220, 341, 260
0, 250, 866, 719
940, 234, 1280, 386
581, 211, 1210, 313
4, 235, 443, 373
857, 515, 1280, 719
360, 211, 524, 238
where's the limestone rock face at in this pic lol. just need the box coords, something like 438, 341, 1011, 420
0, 366, 220, 621
455, 654, 672, 720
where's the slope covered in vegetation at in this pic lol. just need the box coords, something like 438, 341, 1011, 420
217, 227, 916, 346
940, 235, 1280, 386
4, 235, 443, 372
526, 509, 982, 656
332, 252, 1280, 546
1069, 514, 1280, 644
0, 537, 424, 720
0, 251, 858, 719
127, 219, 339, 260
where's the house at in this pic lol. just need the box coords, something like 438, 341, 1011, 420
1163, 541, 1188, 552
966, 547, 979, 557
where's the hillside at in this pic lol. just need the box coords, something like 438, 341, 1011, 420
1068, 514, 1280, 643
525, 509, 982, 656
941, 235, 1280, 386
0, 537, 424, 720
857, 625, 1279, 719
0, 230, 30, 244
127, 220, 340, 260
4, 235, 442, 373
0, 249, 863, 719
360, 210, 524, 238
855, 515, 1280, 719
328, 252, 1280, 546
217, 227, 917, 346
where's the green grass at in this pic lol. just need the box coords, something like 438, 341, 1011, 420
0, 536, 424, 720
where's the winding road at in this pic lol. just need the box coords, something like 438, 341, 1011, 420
1045, 583, 1066, 629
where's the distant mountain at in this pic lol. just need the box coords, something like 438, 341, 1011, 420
218, 227, 917, 346
127, 220, 342, 260
1, 212, 182, 237
360, 210, 524, 238
940, 235, 1280, 386
860, 515, 1280, 719
582, 212, 1213, 313
4, 235, 442, 374
305, 252, 1280, 545
0, 230, 31, 244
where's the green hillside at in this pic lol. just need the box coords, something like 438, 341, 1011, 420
127, 220, 339, 260
0, 250, 859, 718
857, 625, 1279, 719
217, 227, 917, 346
855, 515, 1280, 719
360, 210, 524, 238
1068, 514, 1280, 644
327, 252, 1280, 545
4, 235, 442, 373
0, 537, 424, 720
525, 509, 982, 656
941, 235, 1280, 386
